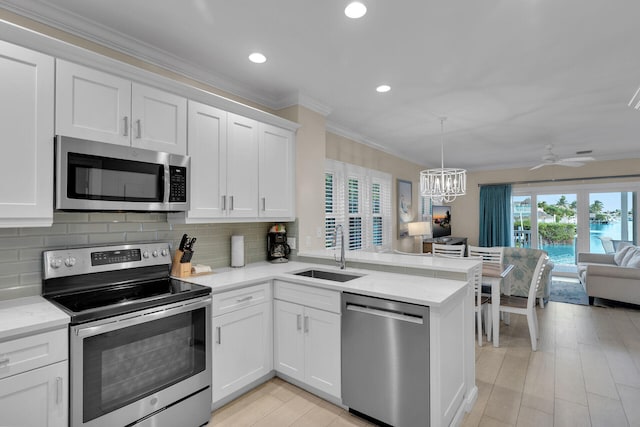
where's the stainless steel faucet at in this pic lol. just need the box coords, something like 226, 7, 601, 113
333, 225, 346, 269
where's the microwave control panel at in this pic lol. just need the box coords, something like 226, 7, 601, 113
169, 166, 187, 203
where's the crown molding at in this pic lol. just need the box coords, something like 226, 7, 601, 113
275, 92, 332, 117
326, 121, 425, 168
0, 0, 284, 109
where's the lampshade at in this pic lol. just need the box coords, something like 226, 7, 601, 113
420, 117, 466, 203
408, 221, 432, 237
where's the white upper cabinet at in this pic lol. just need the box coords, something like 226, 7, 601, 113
55, 60, 187, 155
55, 59, 131, 146
259, 123, 294, 218
185, 100, 227, 219
226, 113, 259, 218
0, 41, 54, 227
130, 83, 187, 154
172, 105, 295, 223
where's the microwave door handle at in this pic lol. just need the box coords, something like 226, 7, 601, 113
164, 165, 170, 204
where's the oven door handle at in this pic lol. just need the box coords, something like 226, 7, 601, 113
73, 297, 212, 338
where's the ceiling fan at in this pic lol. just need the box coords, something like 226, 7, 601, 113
529, 144, 595, 170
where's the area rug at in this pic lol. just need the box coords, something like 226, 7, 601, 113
549, 280, 589, 305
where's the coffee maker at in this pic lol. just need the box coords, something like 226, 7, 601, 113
267, 230, 290, 263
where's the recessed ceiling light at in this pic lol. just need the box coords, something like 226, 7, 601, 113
248, 52, 267, 64
345, 2, 367, 19
376, 85, 391, 93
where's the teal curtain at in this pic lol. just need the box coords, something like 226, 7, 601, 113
479, 184, 512, 247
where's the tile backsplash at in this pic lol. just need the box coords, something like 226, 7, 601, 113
0, 212, 296, 301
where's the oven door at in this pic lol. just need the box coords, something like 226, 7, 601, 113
70, 297, 211, 427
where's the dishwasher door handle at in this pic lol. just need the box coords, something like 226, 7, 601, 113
346, 304, 424, 324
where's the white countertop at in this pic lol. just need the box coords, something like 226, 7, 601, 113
0, 296, 70, 342
181, 260, 471, 308
298, 249, 480, 273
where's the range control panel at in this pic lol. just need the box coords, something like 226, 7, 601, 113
43, 242, 172, 279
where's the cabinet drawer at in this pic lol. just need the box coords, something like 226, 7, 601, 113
274, 281, 340, 313
0, 328, 67, 380
213, 282, 271, 316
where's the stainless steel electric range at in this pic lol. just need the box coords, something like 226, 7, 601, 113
42, 242, 212, 427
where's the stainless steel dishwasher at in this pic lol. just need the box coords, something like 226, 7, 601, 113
342, 292, 430, 427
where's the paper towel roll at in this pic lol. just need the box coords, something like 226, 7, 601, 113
231, 235, 245, 267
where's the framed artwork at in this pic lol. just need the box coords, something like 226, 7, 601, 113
397, 179, 413, 238
432, 205, 452, 238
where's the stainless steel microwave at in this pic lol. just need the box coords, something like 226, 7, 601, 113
55, 136, 189, 212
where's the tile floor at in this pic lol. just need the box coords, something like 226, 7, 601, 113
207, 301, 640, 426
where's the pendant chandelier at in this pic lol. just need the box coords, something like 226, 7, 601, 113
420, 117, 466, 203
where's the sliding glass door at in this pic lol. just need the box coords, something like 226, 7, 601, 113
589, 192, 634, 253
512, 183, 639, 277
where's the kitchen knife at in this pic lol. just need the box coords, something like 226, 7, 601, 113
179, 234, 188, 251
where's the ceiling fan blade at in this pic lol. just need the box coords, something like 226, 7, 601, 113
560, 156, 595, 162
557, 161, 585, 167
529, 163, 548, 170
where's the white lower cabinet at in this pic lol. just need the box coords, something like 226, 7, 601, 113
273, 282, 341, 398
0, 361, 68, 427
211, 284, 273, 404
0, 328, 68, 427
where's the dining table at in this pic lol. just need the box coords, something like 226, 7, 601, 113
481, 263, 514, 348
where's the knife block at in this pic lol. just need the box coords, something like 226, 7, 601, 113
171, 250, 191, 278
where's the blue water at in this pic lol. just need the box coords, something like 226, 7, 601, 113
540, 220, 633, 266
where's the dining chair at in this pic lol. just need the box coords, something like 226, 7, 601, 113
496, 253, 547, 351
470, 258, 491, 346
468, 245, 503, 264
431, 243, 465, 258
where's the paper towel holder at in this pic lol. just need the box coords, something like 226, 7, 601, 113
231, 235, 245, 267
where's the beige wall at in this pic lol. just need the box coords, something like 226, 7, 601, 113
326, 132, 425, 251
277, 106, 327, 251
452, 158, 640, 247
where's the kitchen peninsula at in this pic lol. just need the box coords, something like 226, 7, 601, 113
184, 252, 481, 427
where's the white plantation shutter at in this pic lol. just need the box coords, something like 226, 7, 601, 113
325, 160, 391, 252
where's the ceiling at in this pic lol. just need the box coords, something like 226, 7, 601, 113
3, 0, 640, 171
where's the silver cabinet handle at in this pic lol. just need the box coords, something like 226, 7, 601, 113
123, 116, 129, 136
296, 314, 302, 331
216, 326, 221, 344
222, 195, 226, 211
262, 197, 266, 211
136, 119, 142, 138
0, 357, 9, 367
304, 316, 309, 333
230, 196, 234, 211
56, 377, 63, 404
236, 296, 253, 303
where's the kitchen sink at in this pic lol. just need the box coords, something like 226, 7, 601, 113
292, 269, 363, 282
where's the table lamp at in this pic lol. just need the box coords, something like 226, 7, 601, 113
408, 221, 432, 253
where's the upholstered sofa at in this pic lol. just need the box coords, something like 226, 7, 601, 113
577, 243, 640, 305
502, 247, 554, 307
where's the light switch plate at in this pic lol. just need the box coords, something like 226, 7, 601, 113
287, 237, 296, 250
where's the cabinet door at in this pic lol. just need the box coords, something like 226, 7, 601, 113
131, 83, 187, 155
55, 59, 131, 146
259, 124, 294, 218
226, 113, 258, 217
304, 307, 341, 398
273, 300, 305, 382
212, 303, 272, 403
0, 361, 68, 427
0, 42, 54, 227
186, 100, 227, 219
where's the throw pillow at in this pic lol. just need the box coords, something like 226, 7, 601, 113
621, 246, 640, 266
625, 253, 640, 268
614, 245, 633, 265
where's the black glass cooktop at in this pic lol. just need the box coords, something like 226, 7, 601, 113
47, 278, 210, 324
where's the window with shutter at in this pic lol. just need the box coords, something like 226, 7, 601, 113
324, 160, 392, 252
